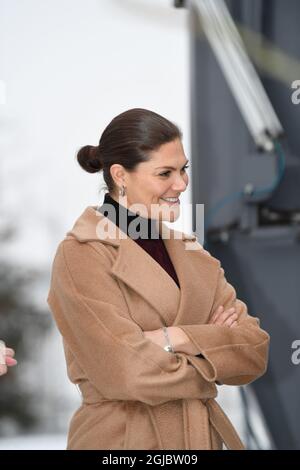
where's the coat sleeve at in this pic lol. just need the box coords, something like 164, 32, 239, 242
47, 239, 216, 406
177, 263, 270, 386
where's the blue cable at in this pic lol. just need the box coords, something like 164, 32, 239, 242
203, 140, 286, 241
250, 140, 286, 196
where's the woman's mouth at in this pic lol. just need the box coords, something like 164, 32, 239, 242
160, 197, 180, 205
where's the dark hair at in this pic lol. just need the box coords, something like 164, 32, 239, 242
76, 108, 182, 195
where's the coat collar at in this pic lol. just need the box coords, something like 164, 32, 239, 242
66, 205, 198, 246
65, 206, 218, 328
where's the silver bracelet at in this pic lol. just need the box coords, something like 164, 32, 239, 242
162, 326, 174, 353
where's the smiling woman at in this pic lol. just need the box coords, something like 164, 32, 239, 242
76, 108, 188, 223
47, 107, 270, 450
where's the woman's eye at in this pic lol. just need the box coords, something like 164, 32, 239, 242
159, 165, 190, 177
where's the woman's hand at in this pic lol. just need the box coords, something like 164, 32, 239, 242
143, 306, 239, 355
174, 307, 239, 354
208, 305, 238, 328
0, 343, 17, 376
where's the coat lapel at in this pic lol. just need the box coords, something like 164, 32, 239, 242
66, 205, 219, 327
162, 234, 219, 326
111, 236, 180, 326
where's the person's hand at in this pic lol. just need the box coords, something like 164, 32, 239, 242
209, 305, 238, 328
0, 342, 17, 376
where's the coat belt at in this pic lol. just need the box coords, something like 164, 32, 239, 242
206, 398, 245, 449
78, 382, 245, 450
184, 398, 245, 450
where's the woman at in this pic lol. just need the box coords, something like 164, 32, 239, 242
47, 108, 270, 450
0, 340, 17, 376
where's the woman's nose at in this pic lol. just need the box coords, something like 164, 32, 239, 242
172, 176, 188, 192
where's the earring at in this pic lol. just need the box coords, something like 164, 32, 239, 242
119, 185, 126, 197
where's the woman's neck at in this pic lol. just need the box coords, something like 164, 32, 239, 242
99, 192, 162, 240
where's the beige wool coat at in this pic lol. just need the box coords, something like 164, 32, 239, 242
47, 205, 270, 450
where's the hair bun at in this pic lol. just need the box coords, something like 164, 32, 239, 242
77, 145, 102, 173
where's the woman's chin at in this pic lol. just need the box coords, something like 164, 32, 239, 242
159, 208, 180, 222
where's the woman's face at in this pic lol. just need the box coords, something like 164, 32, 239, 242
111, 138, 189, 222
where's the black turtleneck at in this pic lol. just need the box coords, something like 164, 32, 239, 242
98, 192, 180, 289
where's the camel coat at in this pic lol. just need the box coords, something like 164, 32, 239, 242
47, 205, 270, 450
